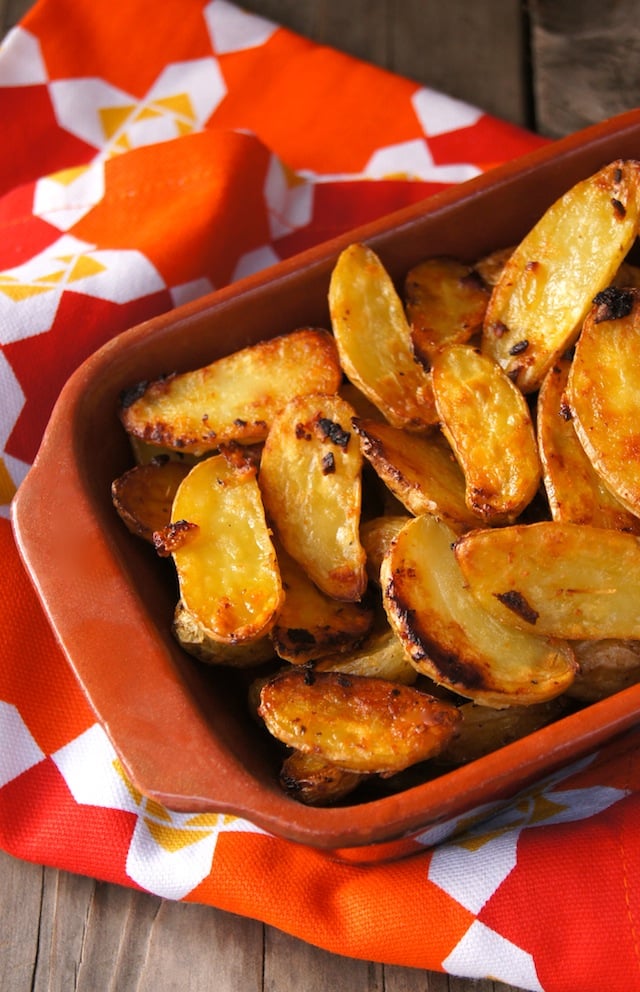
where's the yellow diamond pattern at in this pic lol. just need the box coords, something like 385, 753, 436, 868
99, 104, 136, 140
144, 819, 214, 852
0, 458, 17, 506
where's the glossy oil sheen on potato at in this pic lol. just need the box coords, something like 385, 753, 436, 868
568, 287, 640, 519
328, 242, 438, 430
482, 159, 640, 392
111, 459, 191, 542
537, 356, 640, 532
381, 514, 576, 707
454, 521, 640, 639
119, 328, 343, 455
258, 669, 460, 775
431, 343, 541, 523
168, 451, 283, 643
259, 392, 367, 602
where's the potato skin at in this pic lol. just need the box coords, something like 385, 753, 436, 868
258, 669, 460, 775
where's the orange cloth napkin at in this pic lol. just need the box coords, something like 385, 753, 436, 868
3, 3, 639, 990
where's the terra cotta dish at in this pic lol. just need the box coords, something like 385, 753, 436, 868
12, 108, 640, 861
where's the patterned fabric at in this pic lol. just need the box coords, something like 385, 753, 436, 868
2, 2, 637, 990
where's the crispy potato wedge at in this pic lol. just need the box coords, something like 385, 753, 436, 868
431, 344, 541, 523
568, 287, 640, 519
258, 668, 460, 775
279, 749, 365, 806
436, 699, 566, 767
473, 246, 514, 287
361, 514, 411, 584
127, 437, 202, 467
259, 392, 367, 602
165, 450, 283, 643
270, 544, 373, 664
404, 256, 490, 364
538, 357, 640, 532
353, 417, 483, 533
381, 514, 576, 707
482, 159, 640, 392
328, 242, 438, 430
172, 600, 275, 667
119, 328, 342, 456
567, 638, 640, 703
314, 622, 418, 685
111, 459, 191, 542
454, 520, 640, 640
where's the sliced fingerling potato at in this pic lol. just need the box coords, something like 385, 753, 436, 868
328, 242, 438, 430
381, 514, 576, 707
431, 344, 541, 524
353, 417, 482, 533
482, 159, 640, 392
454, 520, 640, 640
258, 668, 461, 775
119, 327, 342, 456
270, 544, 373, 664
163, 449, 283, 643
360, 514, 411, 584
111, 459, 191, 542
566, 638, 640, 703
568, 287, 640, 519
279, 749, 365, 806
259, 392, 367, 602
404, 256, 490, 364
314, 622, 418, 685
537, 356, 640, 532
436, 699, 566, 768
172, 600, 275, 667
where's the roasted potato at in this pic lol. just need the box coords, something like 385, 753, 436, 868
482, 159, 640, 392
314, 622, 418, 685
404, 256, 490, 364
568, 287, 640, 519
381, 514, 576, 707
111, 459, 190, 542
172, 600, 275, 667
353, 417, 482, 533
259, 392, 367, 602
360, 514, 411, 584
454, 521, 640, 640
279, 749, 365, 806
431, 343, 541, 524
328, 242, 438, 430
537, 356, 640, 532
163, 449, 283, 643
119, 328, 342, 455
567, 638, 640, 703
436, 699, 566, 767
258, 668, 460, 775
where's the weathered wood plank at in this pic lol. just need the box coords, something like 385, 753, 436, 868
528, 0, 640, 137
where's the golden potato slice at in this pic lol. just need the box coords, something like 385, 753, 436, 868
259, 392, 367, 602
473, 246, 514, 287
353, 417, 483, 533
314, 622, 418, 685
328, 242, 438, 430
454, 520, 640, 640
270, 545, 373, 664
119, 328, 342, 456
431, 344, 541, 524
568, 287, 640, 519
482, 159, 640, 392
381, 514, 576, 707
166, 450, 283, 643
436, 699, 565, 767
538, 356, 640, 532
172, 600, 275, 667
258, 668, 460, 775
567, 638, 640, 703
279, 750, 365, 806
111, 459, 190, 542
361, 514, 411, 584
404, 256, 490, 364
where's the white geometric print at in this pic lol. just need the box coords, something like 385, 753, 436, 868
411, 86, 483, 137
232, 244, 281, 281
263, 154, 314, 240
0, 351, 26, 513
48, 59, 226, 159
0, 27, 48, 86
0, 702, 45, 787
204, 0, 277, 55
364, 138, 481, 184
443, 920, 544, 991
0, 234, 166, 345
429, 829, 519, 914
33, 162, 106, 231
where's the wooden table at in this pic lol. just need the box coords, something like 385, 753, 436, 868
2, 2, 639, 990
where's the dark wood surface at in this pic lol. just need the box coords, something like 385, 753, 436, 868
3, 1, 639, 989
